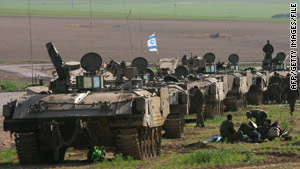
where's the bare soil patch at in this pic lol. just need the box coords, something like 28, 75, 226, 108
0, 16, 288, 63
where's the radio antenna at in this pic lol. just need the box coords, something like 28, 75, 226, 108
174, 4, 179, 59
27, 0, 34, 85
123, 1, 134, 58
89, 0, 93, 49
138, 9, 144, 57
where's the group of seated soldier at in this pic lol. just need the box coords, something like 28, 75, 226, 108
220, 109, 289, 143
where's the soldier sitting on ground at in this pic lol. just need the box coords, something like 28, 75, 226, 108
246, 109, 268, 127
220, 114, 243, 142
237, 119, 272, 142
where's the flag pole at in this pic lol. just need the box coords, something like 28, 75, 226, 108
157, 50, 160, 70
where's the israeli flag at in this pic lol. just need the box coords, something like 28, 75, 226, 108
147, 33, 158, 52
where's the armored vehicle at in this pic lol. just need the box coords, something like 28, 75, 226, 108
247, 69, 269, 105
3, 42, 171, 164
175, 53, 229, 118
223, 54, 252, 111
133, 57, 188, 139
158, 58, 179, 75
266, 52, 289, 103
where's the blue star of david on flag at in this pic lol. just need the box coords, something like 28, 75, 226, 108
147, 33, 158, 52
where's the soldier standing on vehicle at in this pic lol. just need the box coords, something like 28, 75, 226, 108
220, 114, 243, 142
246, 109, 268, 127
262, 40, 274, 69
194, 86, 205, 128
285, 82, 299, 116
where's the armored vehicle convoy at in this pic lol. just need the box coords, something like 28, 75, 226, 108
3, 42, 171, 164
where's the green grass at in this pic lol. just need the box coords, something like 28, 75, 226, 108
148, 66, 157, 73
0, 81, 31, 92
158, 148, 264, 168
0, 1, 294, 21
0, 149, 18, 164
0, 61, 47, 65
95, 154, 140, 169
1, 104, 300, 168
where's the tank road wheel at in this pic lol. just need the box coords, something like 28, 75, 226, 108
164, 113, 184, 138
117, 127, 161, 160
15, 133, 39, 165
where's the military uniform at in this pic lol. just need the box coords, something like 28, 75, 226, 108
220, 120, 242, 142
262, 41, 274, 69
248, 109, 267, 127
195, 89, 205, 127
237, 123, 253, 136
257, 125, 270, 141
285, 87, 299, 114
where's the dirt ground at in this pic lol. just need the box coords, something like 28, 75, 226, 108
0, 16, 289, 63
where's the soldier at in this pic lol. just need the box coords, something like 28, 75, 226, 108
263, 40, 274, 60
237, 119, 272, 142
283, 73, 290, 89
220, 114, 243, 142
262, 40, 274, 69
181, 55, 187, 66
237, 122, 254, 137
257, 119, 272, 141
246, 109, 268, 127
194, 86, 205, 128
284, 83, 299, 116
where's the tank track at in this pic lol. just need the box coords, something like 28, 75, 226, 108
164, 113, 185, 138
15, 132, 66, 164
15, 133, 40, 165
116, 127, 161, 159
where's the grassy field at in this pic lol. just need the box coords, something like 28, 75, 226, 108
1, 104, 300, 168
0, 0, 294, 21
0, 81, 32, 92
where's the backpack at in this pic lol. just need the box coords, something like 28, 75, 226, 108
267, 126, 280, 137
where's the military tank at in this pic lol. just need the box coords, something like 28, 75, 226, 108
223, 54, 252, 111
175, 53, 229, 119
247, 69, 269, 105
3, 42, 171, 164
131, 57, 188, 139
266, 52, 289, 103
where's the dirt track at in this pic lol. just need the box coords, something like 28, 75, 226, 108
0, 16, 289, 63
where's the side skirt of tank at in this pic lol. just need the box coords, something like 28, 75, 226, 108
203, 101, 223, 119
224, 93, 247, 111
163, 104, 187, 138
247, 90, 263, 105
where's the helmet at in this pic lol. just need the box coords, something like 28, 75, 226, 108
246, 112, 252, 119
